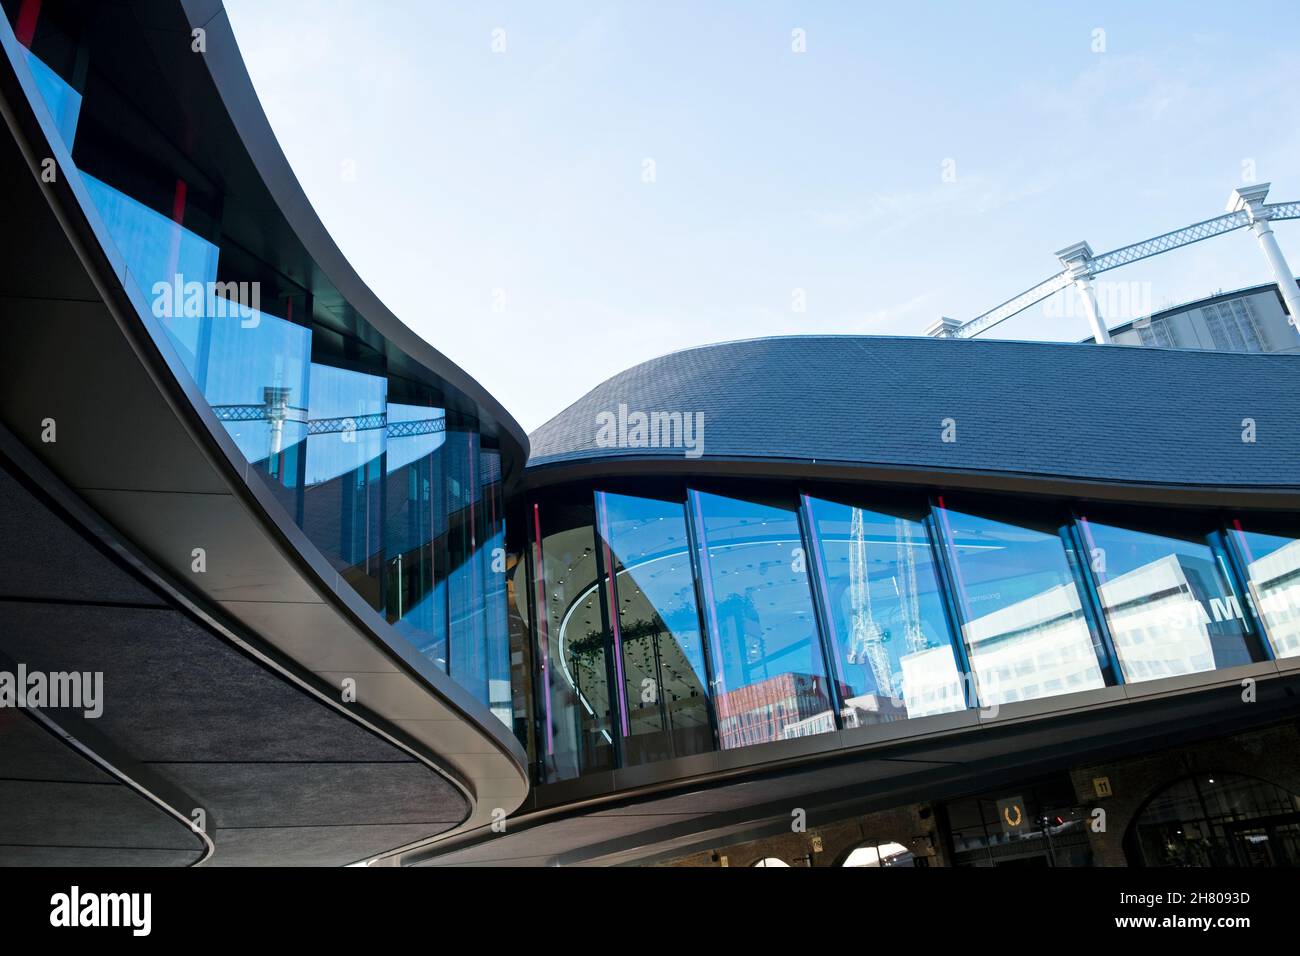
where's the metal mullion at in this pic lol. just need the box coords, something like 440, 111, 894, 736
591, 491, 628, 768
1216, 523, 1275, 663
683, 488, 722, 751
925, 496, 978, 711
796, 492, 846, 731
1066, 510, 1125, 686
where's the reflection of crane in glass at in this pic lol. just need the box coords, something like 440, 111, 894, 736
896, 518, 932, 656
846, 508, 893, 696
847, 514, 934, 698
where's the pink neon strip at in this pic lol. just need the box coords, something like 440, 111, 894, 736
1232, 519, 1256, 564
533, 503, 554, 756
16, 0, 40, 47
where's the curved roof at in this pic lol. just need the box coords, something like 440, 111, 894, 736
527, 335, 1300, 490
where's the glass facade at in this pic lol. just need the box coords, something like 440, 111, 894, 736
8, 2, 1296, 791
7, 5, 511, 718
519, 484, 1288, 783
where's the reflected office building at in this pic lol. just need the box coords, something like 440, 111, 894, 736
1, 1, 1300, 868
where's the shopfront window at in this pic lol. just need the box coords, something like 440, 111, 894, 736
595, 491, 713, 765
1128, 773, 1300, 867
1229, 521, 1300, 660
688, 489, 835, 748
842, 842, 914, 867
1078, 516, 1258, 681
803, 495, 964, 723
934, 500, 1105, 707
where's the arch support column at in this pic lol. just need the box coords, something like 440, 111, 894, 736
1056, 241, 1111, 344
1229, 183, 1300, 340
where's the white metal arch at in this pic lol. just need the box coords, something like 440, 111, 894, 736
931, 184, 1300, 341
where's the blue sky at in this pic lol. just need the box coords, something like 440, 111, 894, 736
225, 1, 1300, 431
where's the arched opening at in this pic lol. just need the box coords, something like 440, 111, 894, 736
752, 857, 790, 868
842, 841, 915, 867
1126, 772, 1300, 866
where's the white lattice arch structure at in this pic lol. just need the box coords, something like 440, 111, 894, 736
928, 183, 1300, 342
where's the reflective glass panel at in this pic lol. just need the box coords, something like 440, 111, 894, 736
384, 402, 449, 669
688, 489, 834, 748
1230, 523, 1300, 660
804, 495, 964, 723
595, 491, 712, 765
533, 501, 614, 781
1079, 517, 1256, 681
302, 363, 386, 609
480, 450, 511, 725
935, 501, 1105, 706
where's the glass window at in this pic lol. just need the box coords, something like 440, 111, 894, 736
595, 491, 713, 765
1228, 521, 1300, 660
445, 440, 511, 722
532, 500, 615, 781
934, 499, 1105, 707
1079, 516, 1257, 681
803, 495, 964, 723
302, 362, 387, 610
447, 430, 486, 700
507, 547, 538, 758
945, 776, 1093, 867
688, 489, 834, 748
842, 842, 914, 867
480, 449, 511, 726
1128, 773, 1300, 867
384, 401, 449, 670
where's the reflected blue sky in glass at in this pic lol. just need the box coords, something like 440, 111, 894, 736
199, 313, 312, 469
602, 492, 708, 685
805, 496, 964, 722
448, 431, 488, 703
22, 47, 79, 149
80, 173, 220, 373
304, 363, 385, 486
689, 490, 833, 748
